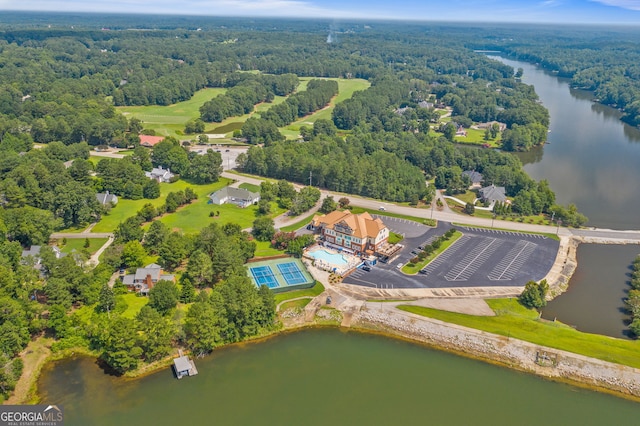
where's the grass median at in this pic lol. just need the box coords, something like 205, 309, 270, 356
398, 299, 640, 369
350, 206, 436, 227
402, 230, 461, 274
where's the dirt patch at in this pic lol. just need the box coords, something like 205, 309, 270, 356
7, 337, 52, 404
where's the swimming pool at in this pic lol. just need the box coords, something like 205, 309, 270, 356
307, 249, 348, 266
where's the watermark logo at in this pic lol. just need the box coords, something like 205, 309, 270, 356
0, 405, 63, 426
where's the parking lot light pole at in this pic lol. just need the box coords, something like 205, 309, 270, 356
492, 213, 496, 228
556, 219, 562, 235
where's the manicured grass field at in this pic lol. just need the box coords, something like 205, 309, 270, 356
274, 281, 325, 304
57, 238, 108, 255
253, 240, 285, 258
450, 190, 477, 205
398, 298, 640, 369
281, 78, 370, 139
239, 183, 261, 193
119, 293, 150, 319
92, 178, 232, 233
350, 206, 436, 227
402, 230, 461, 274
118, 88, 228, 138
160, 199, 286, 234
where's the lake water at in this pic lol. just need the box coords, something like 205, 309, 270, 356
37, 329, 640, 425
490, 55, 640, 338
489, 56, 640, 231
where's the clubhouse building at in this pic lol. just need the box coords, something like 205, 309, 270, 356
310, 210, 389, 255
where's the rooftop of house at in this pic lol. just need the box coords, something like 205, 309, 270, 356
479, 184, 506, 202
139, 135, 165, 147
210, 186, 259, 201
21, 245, 64, 259
462, 170, 483, 184
312, 210, 387, 239
96, 191, 118, 205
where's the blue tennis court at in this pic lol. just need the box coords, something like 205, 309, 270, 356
277, 262, 307, 285
249, 265, 279, 289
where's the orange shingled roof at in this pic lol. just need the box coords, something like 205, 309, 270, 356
139, 135, 165, 147
313, 210, 386, 239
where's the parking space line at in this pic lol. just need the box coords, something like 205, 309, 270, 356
488, 240, 538, 281
445, 237, 501, 281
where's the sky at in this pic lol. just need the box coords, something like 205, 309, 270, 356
1, 0, 640, 24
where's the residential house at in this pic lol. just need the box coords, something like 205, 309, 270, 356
21, 245, 65, 270
479, 184, 506, 204
139, 135, 165, 147
418, 101, 434, 109
122, 263, 175, 295
455, 125, 467, 137
209, 187, 260, 208
475, 121, 507, 132
310, 211, 389, 255
96, 191, 118, 206
462, 170, 483, 187
145, 166, 175, 183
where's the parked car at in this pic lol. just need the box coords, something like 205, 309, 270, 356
326, 296, 332, 305
379, 206, 386, 211
419, 269, 428, 274
411, 250, 419, 255
417, 246, 424, 250
362, 265, 371, 272
225, 149, 230, 152
396, 263, 403, 269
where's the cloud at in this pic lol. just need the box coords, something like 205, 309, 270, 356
590, 0, 640, 11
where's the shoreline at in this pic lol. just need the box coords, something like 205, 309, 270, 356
12, 237, 640, 406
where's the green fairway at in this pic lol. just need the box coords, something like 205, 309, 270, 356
398, 299, 640, 369
117, 88, 227, 138
282, 78, 370, 138
92, 178, 232, 233
58, 238, 108, 255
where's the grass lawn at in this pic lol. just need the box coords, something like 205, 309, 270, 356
253, 240, 285, 258
117, 88, 228, 138
451, 190, 477, 205
161, 199, 286, 234
388, 232, 404, 244
454, 128, 501, 147
118, 293, 149, 319
350, 206, 436, 227
57, 238, 108, 255
239, 182, 261, 193
274, 281, 325, 304
402, 230, 461, 274
280, 211, 317, 232
398, 298, 640, 369
278, 298, 312, 311
92, 178, 233, 233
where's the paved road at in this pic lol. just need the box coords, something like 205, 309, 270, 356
50, 232, 114, 239
222, 171, 640, 241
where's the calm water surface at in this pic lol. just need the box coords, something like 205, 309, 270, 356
490, 56, 640, 337
489, 56, 640, 231
38, 329, 640, 425
542, 244, 637, 338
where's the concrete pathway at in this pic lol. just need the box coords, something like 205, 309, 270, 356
88, 236, 115, 267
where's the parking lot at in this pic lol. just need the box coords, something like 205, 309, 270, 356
343, 223, 559, 289
190, 145, 248, 170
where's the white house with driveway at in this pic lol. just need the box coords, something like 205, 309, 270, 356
209, 187, 260, 208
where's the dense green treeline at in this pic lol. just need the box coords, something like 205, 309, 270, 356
261, 79, 339, 126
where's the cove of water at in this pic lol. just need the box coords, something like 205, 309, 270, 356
37, 329, 640, 425
542, 244, 637, 339
489, 55, 640, 338
489, 56, 640, 231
